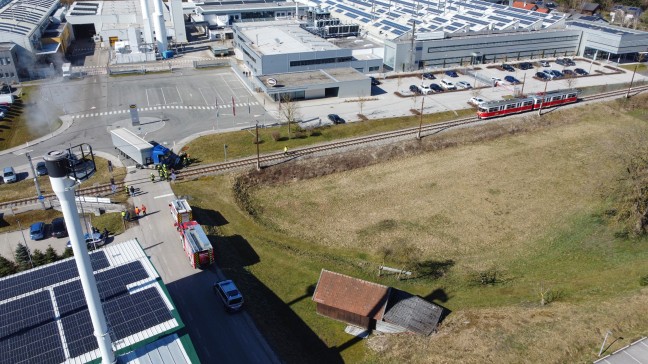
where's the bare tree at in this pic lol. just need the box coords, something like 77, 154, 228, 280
279, 94, 301, 137
563, 75, 578, 89
537, 282, 552, 306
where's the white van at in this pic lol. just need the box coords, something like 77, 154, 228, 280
3, 166, 17, 183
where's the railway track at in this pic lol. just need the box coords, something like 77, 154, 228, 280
2, 84, 646, 211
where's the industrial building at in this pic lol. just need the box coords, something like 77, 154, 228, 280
304, 0, 648, 70
65, 0, 187, 63
0, 42, 19, 84
233, 19, 382, 75
189, 0, 311, 40
0, 0, 71, 79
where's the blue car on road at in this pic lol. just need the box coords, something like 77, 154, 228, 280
30, 222, 46, 240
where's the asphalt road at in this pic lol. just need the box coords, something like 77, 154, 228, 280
3, 68, 268, 174
126, 169, 280, 364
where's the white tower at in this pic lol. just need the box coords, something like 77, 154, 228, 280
152, 0, 168, 53
140, 0, 153, 45
44, 150, 115, 364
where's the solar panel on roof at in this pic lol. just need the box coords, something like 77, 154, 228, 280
0, 251, 109, 301
0, 241, 180, 364
454, 13, 490, 25
466, 10, 482, 17
346, 12, 359, 18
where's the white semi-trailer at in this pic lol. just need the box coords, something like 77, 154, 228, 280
110, 128, 153, 165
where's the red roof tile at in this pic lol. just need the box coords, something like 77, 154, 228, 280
512, 1, 536, 10
312, 270, 390, 320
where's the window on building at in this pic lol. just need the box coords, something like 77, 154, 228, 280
9, 72, 14, 77
369, 66, 379, 71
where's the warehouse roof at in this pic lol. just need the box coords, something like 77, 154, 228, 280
238, 20, 340, 55
305, 0, 566, 40
0, 0, 58, 37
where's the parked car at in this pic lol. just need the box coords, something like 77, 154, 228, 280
555, 58, 566, 66
456, 81, 472, 89
2, 166, 16, 183
213, 279, 244, 312
564, 58, 576, 66
501, 63, 515, 72
440, 79, 456, 90
327, 114, 345, 124
422, 72, 435, 80
369, 76, 380, 86
409, 85, 421, 94
542, 69, 555, 79
50, 217, 68, 238
30, 222, 46, 240
535, 72, 549, 80
539, 60, 550, 67
562, 69, 575, 77
419, 84, 434, 95
67, 232, 106, 250
574, 68, 589, 76
445, 70, 459, 77
517, 62, 533, 70
549, 70, 563, 79
429, 83, 444, 93
469, 97, 486, 106
35, 161, 48, 176
504, 75, 520, 84
0, 84, 10, 94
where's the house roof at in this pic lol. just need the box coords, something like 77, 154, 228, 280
594, 337, 648, 364
513, 1, 536, 10
537, 7, 550, 13
382, 289, 443, 336
312, 270, 390, 320
581, 2, 600, 11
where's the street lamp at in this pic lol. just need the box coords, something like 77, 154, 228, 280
255, 120, 260, 171
26, 153, 46, 210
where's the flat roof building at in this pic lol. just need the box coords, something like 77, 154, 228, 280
233, 19, 382, 75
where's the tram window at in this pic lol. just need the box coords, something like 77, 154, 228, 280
506, 104, 516, 109
523, 101, 533, 106
489, 108, 498, 112
568, 93, 576, 98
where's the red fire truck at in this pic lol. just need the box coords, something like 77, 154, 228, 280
178, 221, 214, 269
170, 199, 192, 226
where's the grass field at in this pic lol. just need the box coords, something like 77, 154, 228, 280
174, 96, 648, 363
182, 109, 474, 165
0, 87, 63, 150
0, 156, 127, 204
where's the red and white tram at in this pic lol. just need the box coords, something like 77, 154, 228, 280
477, 89, 581, 119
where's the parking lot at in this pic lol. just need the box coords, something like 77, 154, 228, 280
283, 57, 647, 126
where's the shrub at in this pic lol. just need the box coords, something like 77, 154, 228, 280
640, 274, 648, 286
272, 131, 281, 141
0, 255, 17, 277
470, 269, 501, 286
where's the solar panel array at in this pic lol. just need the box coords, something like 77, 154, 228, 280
311, 0, 566, 39
0, 240, 180, 364
0, 0, 58, 36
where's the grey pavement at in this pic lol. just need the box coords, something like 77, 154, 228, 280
123, 168, 281, 364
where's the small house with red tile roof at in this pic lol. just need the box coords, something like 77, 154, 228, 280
312, 270, 443, 336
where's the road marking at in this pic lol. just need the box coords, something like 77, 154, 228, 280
146, 88, 151, 106
176, 86, 183, 104
154, 193, 175, 199
161, 88, 167, 105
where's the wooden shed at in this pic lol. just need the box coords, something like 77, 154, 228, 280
312, 270, 390, 329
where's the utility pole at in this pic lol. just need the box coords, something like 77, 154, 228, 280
520, 73, 526, 95
224, 144, 228, 161
538, 78, 548, 116
255, 121, 260, 171
26, 153, 46, 210
409, 21, 416, 72
417, 97, 425, 139
626, 63, 637, 98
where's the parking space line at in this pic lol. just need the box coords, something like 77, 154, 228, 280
176, 86, 183, 104
198, 88, 209, 106
161, 88, 167, 105
146, 88, 151, 107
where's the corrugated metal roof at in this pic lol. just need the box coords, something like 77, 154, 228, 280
382, 289, 443, 336
312, 270, 389, 320
594, 337, 648, 364
118, 333, 193, 364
